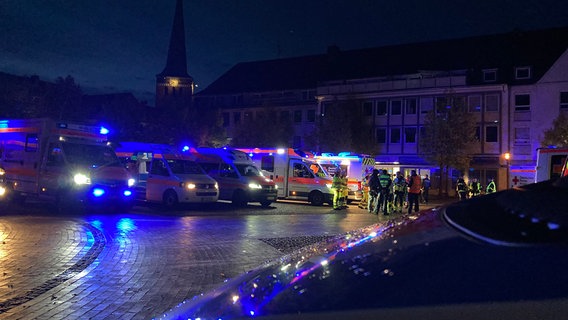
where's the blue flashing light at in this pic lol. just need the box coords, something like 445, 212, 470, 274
92, 188, 105, 197
0, 120, 8, 129
182, 145, 190, 152
123, 190, 133, 197
99, 126, 110, 135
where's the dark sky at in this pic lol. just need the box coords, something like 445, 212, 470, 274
2, 0, 568, 105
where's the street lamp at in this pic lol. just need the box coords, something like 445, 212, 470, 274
504, 152, 511, 189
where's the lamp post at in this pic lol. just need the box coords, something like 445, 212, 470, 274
504, 152, 511, 189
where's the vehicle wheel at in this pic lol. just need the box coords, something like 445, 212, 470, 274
260, 200, 272, 207
232, 189, 248, 207
309, 190, 324, 206
162, 190, 179, 210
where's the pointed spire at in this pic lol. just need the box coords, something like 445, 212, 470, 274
158, 0, 190, 77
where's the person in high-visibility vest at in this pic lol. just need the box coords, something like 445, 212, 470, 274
340, 170, 349, 209
331, 171, 344, 210
486, 178, 496, 194
456, 176, 468, 200
392, 171, 408, 213
469, 178, 481, 197
377, 169, 392, 215
358, 169, 371, 209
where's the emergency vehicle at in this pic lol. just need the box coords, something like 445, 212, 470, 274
193, 147, 277, 207
114, 142, 219, 209
0, 118, 135, 210
236, 148, 333, 206
535, 147, 568, 183
313, 152, 375, 202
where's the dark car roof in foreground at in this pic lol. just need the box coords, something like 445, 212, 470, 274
161, 178, 568, 320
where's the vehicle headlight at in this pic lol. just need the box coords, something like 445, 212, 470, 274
248, 183, 262, 189
186, 183, 196, 190
0, 168, 5, 176
73, 173, 91, 185
215, 183, 219, 189
0, 186, 6, 197
128, 178, 136, 187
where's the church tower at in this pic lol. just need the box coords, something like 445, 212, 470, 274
155, 0, 194, 109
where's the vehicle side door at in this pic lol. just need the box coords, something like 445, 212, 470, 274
287, 159, 314, 199
146, 158, 171, 202
38, 142, 66, 198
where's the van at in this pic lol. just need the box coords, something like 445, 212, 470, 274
114, 142, 218, 209
194, 148, 277, 207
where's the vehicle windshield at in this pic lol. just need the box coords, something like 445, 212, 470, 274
307, 161, 328, 178
235, 164, 262, 177
167, 159, 206, 175
62, 142, 121, 167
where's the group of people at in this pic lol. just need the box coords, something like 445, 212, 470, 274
456, 176, 496, 200
359, 169, 431, 216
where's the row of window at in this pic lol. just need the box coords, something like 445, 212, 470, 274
482, 66, 532, 83
375, 125, 500, 144
357, 94, 501, 117
221, 92, 568, 127
514, 92, 568, 112
222, 109, 317, 127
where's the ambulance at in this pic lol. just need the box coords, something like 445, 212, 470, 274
535, 147, 568, 183
193, 147, 277, 207
0, 118, 136, 210
113, 142, 219, 209
236, 148, 333, 206
313, 152, 375, 202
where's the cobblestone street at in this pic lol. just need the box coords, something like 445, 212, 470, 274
0, 199, 450, 319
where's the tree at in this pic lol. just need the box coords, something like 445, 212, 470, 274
46, 75, 83, 120
311, 98, 377, 154
230, 106, 294, 147
541, 112, 568, 147
419, 94, 477, 197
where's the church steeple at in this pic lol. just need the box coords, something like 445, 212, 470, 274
155, 0, 193, 108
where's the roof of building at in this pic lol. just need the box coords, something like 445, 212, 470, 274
198, 26, 568, 96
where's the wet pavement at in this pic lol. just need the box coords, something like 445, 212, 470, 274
0, 198, 453, 319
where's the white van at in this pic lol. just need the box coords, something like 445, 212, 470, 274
114, 142, 218, 209
194, 148, 278, 207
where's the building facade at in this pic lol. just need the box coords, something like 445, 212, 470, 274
195, 27, 568, 193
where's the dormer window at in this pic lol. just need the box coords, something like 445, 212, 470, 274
515, 66, 531, 80
483, 69, 497, 82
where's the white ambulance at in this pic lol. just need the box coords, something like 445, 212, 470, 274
194, 148, 278, 207
236, 148, 333, 206
114, 142, 219, 209
0, 118, 136, 210
535, 147, 568, 183
313, 152, 375, 202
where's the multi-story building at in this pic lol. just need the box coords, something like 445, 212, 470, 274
194, 27, 568, 193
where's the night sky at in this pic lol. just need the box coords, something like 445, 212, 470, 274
2, 0, 568, 105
